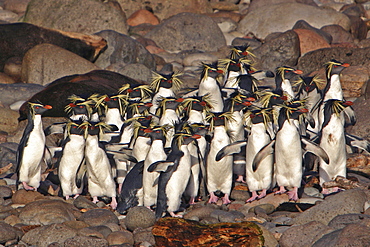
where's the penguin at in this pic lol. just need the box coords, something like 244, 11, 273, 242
83, 121, 117, 209
322, 59, 349, 102
181, 95, 213, 125
318, 99, 354, 194
57, 120, 85, 200
149, 71, 183, 114
253, 102, 329, 201
148, 132, 201, 218
142, 125, 168, 208
16, 102, 52, 191
275, 66, 303, 101
205, 111, 234, 204
197, 62, 224, 113
219, 58, 245, 88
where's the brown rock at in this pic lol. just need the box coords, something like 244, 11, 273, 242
62, 236, 109, 247
106, 230, 134, 245
209, 1, 239, 11
12, 189, 45, 204
247, 192, 290, 209
77, 227, 105, 239
0, 107, 18, 133
152, 218, 264, 247
293, 29, 331, 55
321, 24, 355, 44
205, 11, 242, 23
3, 56, 22, 82
0, 72, 15, 84
79, 208, 119, 227
127, 9, 160, 27
145, 44, 166, 54
340, 65, 369, 98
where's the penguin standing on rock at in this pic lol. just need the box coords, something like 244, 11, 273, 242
17, 102, 52, 191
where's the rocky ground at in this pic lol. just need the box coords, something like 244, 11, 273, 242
1, 0, 370, 246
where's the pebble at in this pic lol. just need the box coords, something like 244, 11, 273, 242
124, 206, 156, 232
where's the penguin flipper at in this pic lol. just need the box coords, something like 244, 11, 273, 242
301, 138, 330, 164
343, 106, 356, 126
76, 160, 87, 189
44, 122, 66, 136
345, 132, 370, 154
148, 161, 174, 173
252, 140, 275, 172
216, 140, 247, 161
106, 150, 138, 163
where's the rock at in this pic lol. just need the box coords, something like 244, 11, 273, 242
321, 24, 355, 44
298, 47, 370, 74
3, 0, 31, 14
183, 204, 218, 220
124, 206, 156, 231
152, 217, 264, 246
94, 30, 156, 71
18, 70, 140, 120
237, 3, 351, 40
127, 9, 160, 27
23, 0, 128, 35
106, 230, 134, 246
254, 30, 300, 71
62, 236, 109, 247
0, 83, 44, 106
289, 189, 368, 225
0, 72, 15, 84
0, 10, 18, 23
0, 222, 22, 244
182, 52, 219, 67
0, 23, 107, 72
21, 223, 77, 247
11, 189, 45, 204
79, 208, 119, 227
292, 19, 333, 44
209, 209, 245, 223
293, 29, 331, 55
328, 214, 370, 230
133, 227, 156, 246
347, 97, 370, 140
117, 0, 213, 21
312, 223, 370, 247
62, 220, 89, 230
249, 204, 276, 215
0, 185, 12, 198
205, 11, 243, 23
340, 65, 369, 98
279, 221, 335, 247
19, 199, 80, 225
21, 43, 100, 85
230, 189, 251, 201
259, 225, 279, 247
106, 63, 152, 83
145, 12, 226, 53
77, 227, 104, 239
73, 196, 98, 210
0, 107, 19, 133
231, 37, 263, 51
246, 192, 290, 209
86, 225, 112, 239
3, 56, 22, 82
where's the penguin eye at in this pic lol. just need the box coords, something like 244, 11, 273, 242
156, 130, 160, 133
35, 106, 40, 109
79, 106, 84, 108
168, 79, 172, 83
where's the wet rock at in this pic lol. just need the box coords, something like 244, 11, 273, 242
152, 217, 264, 246
237, 3, 350, 40
21, 43, 100, 86
145, 12, 226, 53
124, 206, 156, 232
79, 208, 119, 227
289, 189, 368, 225
94, 30, 156, 71
19, 199, 80, 225
279, 221, 334, 247
106, 230, 134, 246
62, 235, 109, 247
23, 0, 128, 35
21, 223, 76, 247
254, 30, 300, 71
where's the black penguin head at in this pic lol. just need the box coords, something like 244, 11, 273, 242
200, 62, 223, 80
28, 102, 52, 116
295, 75, 325, 94
144, 125, 167, 142
325, 59, 349, 79
150, 71, 183, 93
275, 66, 303, 85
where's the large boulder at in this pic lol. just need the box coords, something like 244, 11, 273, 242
22, 0, 128, 35
237, 3, 351, 40
145, 12, 226, 53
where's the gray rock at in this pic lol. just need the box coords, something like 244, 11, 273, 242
312, 223, 370, 247
86, 225, 112, 239
23, 0, 128, 35
328, 214, 370, 230
237, 3, 351, 40
279, 221, 335, 247
77, 227, 105, 239
182, 52, 220, 67
21, 43, 100, 86
209, 209, 244, 223
0, 83, 44, 106
107, 63, 152, 83
289, 189, 368, 225
249, 204, 276, 215
19, 199, 80, 225
79, 208, 119, 227
0, 222, 22, 244
0, 185, 12, 198
21, 223, 77, 247
132, 227, 156, 246
231, 37, 263, 50
94, 30, 156, 71
73, 195, 98, 210
62, 236, 108, 247
0, 143, 17, 174
124, 206, 156, 232
254, 30, 300, 70
145, 12, 226, 53
183, 204, 218, 220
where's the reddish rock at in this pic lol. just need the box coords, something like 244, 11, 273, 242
145, 45, 166, 54
152, 218, 264, 247
127, 9, 160, 27
293, 29, 331, 55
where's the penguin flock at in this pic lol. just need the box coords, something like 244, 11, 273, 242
16, 44, 370, 218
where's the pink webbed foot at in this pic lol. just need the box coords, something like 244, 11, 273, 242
118, 183, 123, 194
208, 192, 219, 204
188, 197, 196, 205
287, 187, 299, 201
222, 193, 231, 205
257, 189, 267, 199
235, 175, 246, 183
73, 194, 80, 199
169, 212, 183, 218
65, 195, 70, 200
110, 197, 117, 210
246, 191, 259, 203
92, 196, 99, 204
22, 182, 36, 191
275, 186, 287, 195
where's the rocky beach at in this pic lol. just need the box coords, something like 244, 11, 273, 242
1, 0, 370, 246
